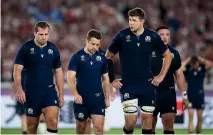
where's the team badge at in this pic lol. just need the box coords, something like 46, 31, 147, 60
78, 113, 84, 119
126, 35, 131, 42
30, 48, 35, 54
28, 108, 33, 114
152, 51, 156, 57
81, 55, 86, 61
48, 49, 53, 55
96, 56, 102, 61
145, 36, 151, 42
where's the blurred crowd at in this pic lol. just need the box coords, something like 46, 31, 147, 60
1, 0, 213, 82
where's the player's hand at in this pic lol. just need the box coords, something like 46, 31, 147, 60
73, 93, 83, 104
111, 87, 116, 101
16, 89, 26, 104
112, 79, 123, 89
152, 75, 164, 86
58, 95, 64, 108
105, 99, 110, 108
182, 99, 189, 111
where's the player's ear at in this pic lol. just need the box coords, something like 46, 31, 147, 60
34, 31, 37, 37
85, 39, 89, 45
141, 19, 145, 23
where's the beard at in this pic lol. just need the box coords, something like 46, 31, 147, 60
39, 40, 47, 45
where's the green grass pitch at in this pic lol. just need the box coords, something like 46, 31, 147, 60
1, 128, 213, 134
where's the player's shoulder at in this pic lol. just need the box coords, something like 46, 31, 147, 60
99, 49, 106, 55
168, 46, 179, 54
144, 27, 158, 37
21, 39, 34, 48
73, 48, 85, 57
118, 28, 132, 37
47, 41, 58, 49
96, 50, 106, 58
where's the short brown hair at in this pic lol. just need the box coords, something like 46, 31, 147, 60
86, 29, 102, 40
34, 21, 50, 32
128, 7, 145, 19
156, 25, 169, 32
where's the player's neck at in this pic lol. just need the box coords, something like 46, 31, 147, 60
133, 27, 144, 36
84, 47, 95, 55
34, 39, 47, 48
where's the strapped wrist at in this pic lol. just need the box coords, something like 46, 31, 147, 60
182, 91, 188, 100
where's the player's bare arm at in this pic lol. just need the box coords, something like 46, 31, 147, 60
102, 73, 110, 108
105, 50, 123, 89
67, 70, 83, 104
54, 67, 64, 108
152, 49, 172, 86
13, 64, 26, 104
174, 68, 189, 110
10, 81, 15, 100
181, 57, 191, 71
198, 56, 213, 70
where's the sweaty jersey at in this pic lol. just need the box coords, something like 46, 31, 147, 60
108, 28, 168, 82
14, 39, 61, 93
184, 64, 206, 97
151, 45, 182, 92
68, 49, 108, 105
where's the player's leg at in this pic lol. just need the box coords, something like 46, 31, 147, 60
152, 116, 157, 134
42, 106, 59, 134
84, 118, 92, 134
161, 113, 176, 134
121, 93, 138, 134
196, 109, 204, 134
26, 116, 40, 134
74, 103, 89, 134
24, 94, 42, 134
16, 101, 27, 134
20, 114, 27, 134
188, 107, 194, 133
38, 113, 47, 134
91, 115, 105, 134
161, 91, 176, 134
139, 94, 155, 134
42, 90, 59, 134
90, 104, 106, 134
152, 102, 160, 134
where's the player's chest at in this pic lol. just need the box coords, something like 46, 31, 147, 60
26, 47, 55, 63
78, 55, 103, 70
120, 35, 153, 54
189, 67, 204, 77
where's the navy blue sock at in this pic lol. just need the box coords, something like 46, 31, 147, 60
142, 129, 152, 134
123, 127, 134, 134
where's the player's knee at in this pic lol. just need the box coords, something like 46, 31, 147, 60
122, 99, 138, 115
46, 117, 58, 127
27, 124, 38, 133
162, 114, 175, 130
93, 123, 104, 133
197, 116, 203, 122
125, 123, 136, 131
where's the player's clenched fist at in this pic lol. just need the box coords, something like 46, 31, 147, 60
16, 89, 26, 104
182, 99, 189, 111
73, 93, 83, 104
112, 79, 123, 89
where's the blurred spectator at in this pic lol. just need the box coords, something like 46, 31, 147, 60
1, 0, 213, 81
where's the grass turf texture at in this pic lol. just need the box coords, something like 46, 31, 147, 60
1, 128, 213, 134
